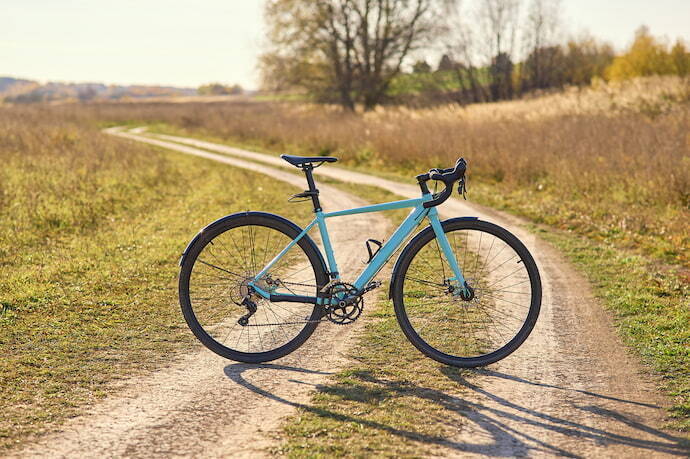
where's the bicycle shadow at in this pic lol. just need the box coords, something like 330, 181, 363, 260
224, 363, 689, 457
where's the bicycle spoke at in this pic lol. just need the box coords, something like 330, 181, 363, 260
197, 259, 244, 278
403, 276, 446, 287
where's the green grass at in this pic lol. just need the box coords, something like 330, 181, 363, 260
387, 70, 460, 96
3, 102, 686, 456
274, 183, 688, 457
0, 121, 315, 449
468, 183, 689, 431
278, 310, 474, 457
338, 181, 689, 433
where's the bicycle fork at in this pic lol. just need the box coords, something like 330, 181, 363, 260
427, 207, 472, 299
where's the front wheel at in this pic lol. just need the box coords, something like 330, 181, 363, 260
391, 219, 541, 367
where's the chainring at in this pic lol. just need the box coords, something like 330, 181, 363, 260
324, 282, 363, 325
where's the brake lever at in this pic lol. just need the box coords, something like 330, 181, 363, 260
458, 175, 467, 200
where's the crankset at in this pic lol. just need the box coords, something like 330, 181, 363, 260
322, 281, 381, 325
324, 282, 362, 325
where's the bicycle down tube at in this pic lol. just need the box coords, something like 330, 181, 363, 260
248, 195, 468, 304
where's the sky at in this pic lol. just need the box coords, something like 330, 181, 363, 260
2, 0, 689, 90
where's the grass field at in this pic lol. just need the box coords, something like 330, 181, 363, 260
1, 75, 687, 448
47, 77, 686, 430
56, 76, 689, 269
275, 192, 689, 458
536, 226, 689, 430
0, 107, 315, 449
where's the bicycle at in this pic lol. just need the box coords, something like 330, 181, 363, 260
178, 155, 541, 368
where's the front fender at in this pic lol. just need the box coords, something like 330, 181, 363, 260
388, 216, 478, 298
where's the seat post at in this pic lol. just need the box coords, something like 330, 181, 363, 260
302, 165, 322, 212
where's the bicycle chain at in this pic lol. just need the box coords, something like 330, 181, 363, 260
244, 319, 325, 327
243, 280, 381, 327
281, 282, 317, 288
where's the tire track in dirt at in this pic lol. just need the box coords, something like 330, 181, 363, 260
8, 128, 391, 458
138, 130, 688, 457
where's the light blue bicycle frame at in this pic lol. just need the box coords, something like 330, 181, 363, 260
248, 194, 467, 304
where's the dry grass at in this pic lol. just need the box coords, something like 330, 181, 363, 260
412, 76, 690, 121
1, 76, 688, 446
64, 83, 686, 430
0, 108, 174, 251
50, 76, 687, 268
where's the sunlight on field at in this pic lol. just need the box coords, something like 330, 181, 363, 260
385, 76, 690, 121
1, 75, 687, 447
0, 107, 313, 448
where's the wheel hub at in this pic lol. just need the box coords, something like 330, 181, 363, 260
447, 279, 475, 302
458, 281, 475, 301
236, 276, 274, 304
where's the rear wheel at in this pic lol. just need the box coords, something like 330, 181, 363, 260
392, 219, 541, 367
179, 213, 328, 363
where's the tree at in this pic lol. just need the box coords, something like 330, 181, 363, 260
260, 0, 442, 110
437, 54, 457, 72
489, 52, 514, 99
198, 83, 243, 95
77, 86, 98, 102
444, 0, 521, 103
478, 0, 521, 60
521, 45, 566, 89
561, 36, 614, 85
605, 26, 675, 80
670, 40, 690, 76
521, 0, 561, 91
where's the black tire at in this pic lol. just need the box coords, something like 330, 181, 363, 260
391, 218, 541, 367
179, 212, 328, 363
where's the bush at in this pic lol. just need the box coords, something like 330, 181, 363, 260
197, 83, 243, 96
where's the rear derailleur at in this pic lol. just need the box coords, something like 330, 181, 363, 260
238, 296, 257, 326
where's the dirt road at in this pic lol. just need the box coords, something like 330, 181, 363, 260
11, 128, 686, 457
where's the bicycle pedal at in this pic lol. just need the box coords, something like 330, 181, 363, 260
364, 281, 382, 293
